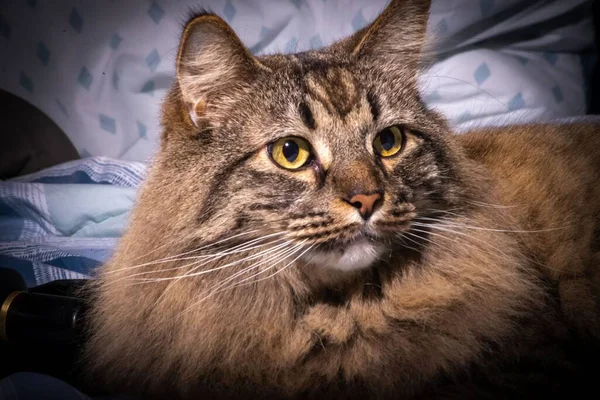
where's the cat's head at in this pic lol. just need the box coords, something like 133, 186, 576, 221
154, 0, 469, 274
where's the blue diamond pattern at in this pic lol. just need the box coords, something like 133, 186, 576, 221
78, 67, 93, 90
0, 13, 11, 39
223, 0, 236, 22
456, 112, 472, 124
69, 8, 83, 33
250, 26, 276, 54
27, 0, 36, 8
36, 41, 50, 66
148, 2, 164, 24
479, 0, 494, 16
543, 52, 558, 65
145, 49, 161, 72
260, 26, 275, 40
436, 18, 448, 35
514, 55, 528, 66
424, 90, 442, 103
473, 62, 490, 85
137, 121, 147, 139
19, 71, 33, 93
56, 99, 68, 117
551, 86, 563, 103
285, 37, 298, 53
112, 71, 119, 90
352, 10, 368, 31
310, 34, 323, 50
109, 33, 122, 49
141, 80, 155, 96
508, 92, 525, 111
99, 113, 116, 134
290, 0, 303, 10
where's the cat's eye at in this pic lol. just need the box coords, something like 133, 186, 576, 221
373, 126, 404, 158
269, 137, 312, 170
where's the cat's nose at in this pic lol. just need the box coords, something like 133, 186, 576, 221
345, 192, 383, 220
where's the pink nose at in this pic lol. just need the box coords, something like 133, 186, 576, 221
345, 192, 382, 220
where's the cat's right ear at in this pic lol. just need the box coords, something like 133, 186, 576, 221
347, 0, 431, 72
176, 13, 265, 126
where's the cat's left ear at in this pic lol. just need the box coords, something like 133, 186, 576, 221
348, 0, 432, 70
176, 12, 265, 126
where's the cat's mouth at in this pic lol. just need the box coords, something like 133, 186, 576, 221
303, 232, 386, 271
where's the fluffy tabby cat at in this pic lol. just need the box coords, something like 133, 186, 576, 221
83, 0, 600, 398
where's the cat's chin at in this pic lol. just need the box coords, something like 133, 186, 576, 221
304, 237, 385, 271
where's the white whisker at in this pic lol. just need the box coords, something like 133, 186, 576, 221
131, 239, 294, 284
409, 225, 511, 260
175, 241, 307, 317
402, 230, 458, 257
117, 235, 289, 281
197, 240, 306, 296
152, 241, 299, 307
406, 227, 539, 280
414, 218, 570, 233
395, 234, 423, 254
105, 229, 266, 275
464, 199, 520, 209
226, 243, 314, 290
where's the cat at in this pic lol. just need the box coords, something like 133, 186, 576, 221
82, 0, 600, 398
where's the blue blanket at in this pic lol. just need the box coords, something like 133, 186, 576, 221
0, 157, 146, 287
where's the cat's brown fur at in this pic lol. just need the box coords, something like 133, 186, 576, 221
82, 0, 600, 398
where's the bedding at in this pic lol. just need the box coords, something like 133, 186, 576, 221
0, 157, 145, 287
0, 0, 594, 161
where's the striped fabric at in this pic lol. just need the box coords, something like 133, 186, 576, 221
0, 157, 146, 287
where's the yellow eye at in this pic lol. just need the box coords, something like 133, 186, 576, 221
373, 126, 404, 157
269, 137, 312, 170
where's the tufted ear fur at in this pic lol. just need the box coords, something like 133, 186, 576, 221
348, 0, 432, 70
175, 13, 266, 126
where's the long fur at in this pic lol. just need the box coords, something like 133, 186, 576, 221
81, 0, 600, 398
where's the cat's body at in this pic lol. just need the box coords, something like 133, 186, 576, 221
83, 1, 600, 399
